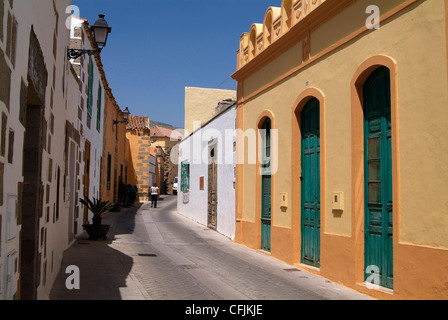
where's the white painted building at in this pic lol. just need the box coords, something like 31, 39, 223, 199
0, 0, 72, 300
0, 2, 113, 300
177, 102, 236, 240
69, 16, 105, 224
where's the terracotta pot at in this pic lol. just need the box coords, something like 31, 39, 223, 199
83, 224, 110, 240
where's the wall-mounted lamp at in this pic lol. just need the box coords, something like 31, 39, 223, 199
67, 14, 112, 60
113, 107, 131, 126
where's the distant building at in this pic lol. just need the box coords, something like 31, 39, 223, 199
150, 125, 183, 195
126, 115, 156, 202
184, 87, 236, 135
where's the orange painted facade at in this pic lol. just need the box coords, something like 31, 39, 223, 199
100, 88, 128, 205
126, 116, 154, 202
232, 0, 448, 299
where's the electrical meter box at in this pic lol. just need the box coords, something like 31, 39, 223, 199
332, 192, 344, 211
280, 192, 288, 208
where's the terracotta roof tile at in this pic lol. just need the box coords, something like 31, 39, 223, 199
126, 115, 150, 130
151, 126, 183, 141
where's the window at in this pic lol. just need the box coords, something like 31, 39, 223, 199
96, 81, 102, 132
6, 194, 17, 241
5, 251, 18, 299
261, 118, 271, 175
181, 161, 190, 192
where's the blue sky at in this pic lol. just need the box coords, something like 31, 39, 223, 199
71, 0, 283, 128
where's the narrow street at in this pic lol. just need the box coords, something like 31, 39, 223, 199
50, 195, 370, 301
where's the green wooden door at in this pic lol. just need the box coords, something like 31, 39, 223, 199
261, 119, 271, 252
261, 175, 271, 252
364, 67, 393, 289
301, 98, 320, 267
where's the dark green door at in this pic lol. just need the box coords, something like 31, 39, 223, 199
301, 98, 320, 267
261, 175, 271, 252
364, 67, 393, 289
261, 119, 271, 252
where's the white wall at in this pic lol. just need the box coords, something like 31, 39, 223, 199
0, 0, 72, 300
177, 106, 236, 240
70, 16, 105, 214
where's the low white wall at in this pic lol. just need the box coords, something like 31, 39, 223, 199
177, 106, 236, 239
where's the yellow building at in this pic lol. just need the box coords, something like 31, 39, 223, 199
184, 87, 236, 135
232, 0, 448, 299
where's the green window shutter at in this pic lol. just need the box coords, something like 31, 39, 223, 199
87, 57, 94, 117
181, 161, 190, 192
97, 82, 102, 132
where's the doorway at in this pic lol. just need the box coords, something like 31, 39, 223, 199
364, 66, 393, 289
260, 118, 271, 252
68, 141, 76, 242
83, 141, 91, 224
301, 98, 321, 268
207, 141, 218, 230
20, 103, 44, 300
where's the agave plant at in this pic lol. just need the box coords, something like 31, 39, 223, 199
80, 197, 115, 226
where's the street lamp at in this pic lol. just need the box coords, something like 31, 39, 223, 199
113, 107, 131, 126
67, 14, 112, 60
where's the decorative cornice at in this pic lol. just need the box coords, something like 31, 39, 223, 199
232, 0, 363, 81
232, 0, 420, 103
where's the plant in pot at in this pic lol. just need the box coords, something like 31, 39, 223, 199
80, 197, 115, 240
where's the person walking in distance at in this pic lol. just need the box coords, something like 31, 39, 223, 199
150, 184, 160, 208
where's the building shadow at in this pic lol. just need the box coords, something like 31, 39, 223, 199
49, 207, 139, 300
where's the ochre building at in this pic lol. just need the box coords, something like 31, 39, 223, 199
231, 0, 448, 299
126, 115, 155, 202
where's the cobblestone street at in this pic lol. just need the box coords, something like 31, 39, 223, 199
50, 196, 370, 301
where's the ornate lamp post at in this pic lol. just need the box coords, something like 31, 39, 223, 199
67, 14, 112, 60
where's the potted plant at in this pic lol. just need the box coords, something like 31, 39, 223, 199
80, 197, 115, 240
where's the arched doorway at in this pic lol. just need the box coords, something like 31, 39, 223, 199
260, 118, 272, 252
363, 66, 393, 289
301, 97, 321, 267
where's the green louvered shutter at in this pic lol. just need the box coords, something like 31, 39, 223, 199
97, 82, 102, 132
